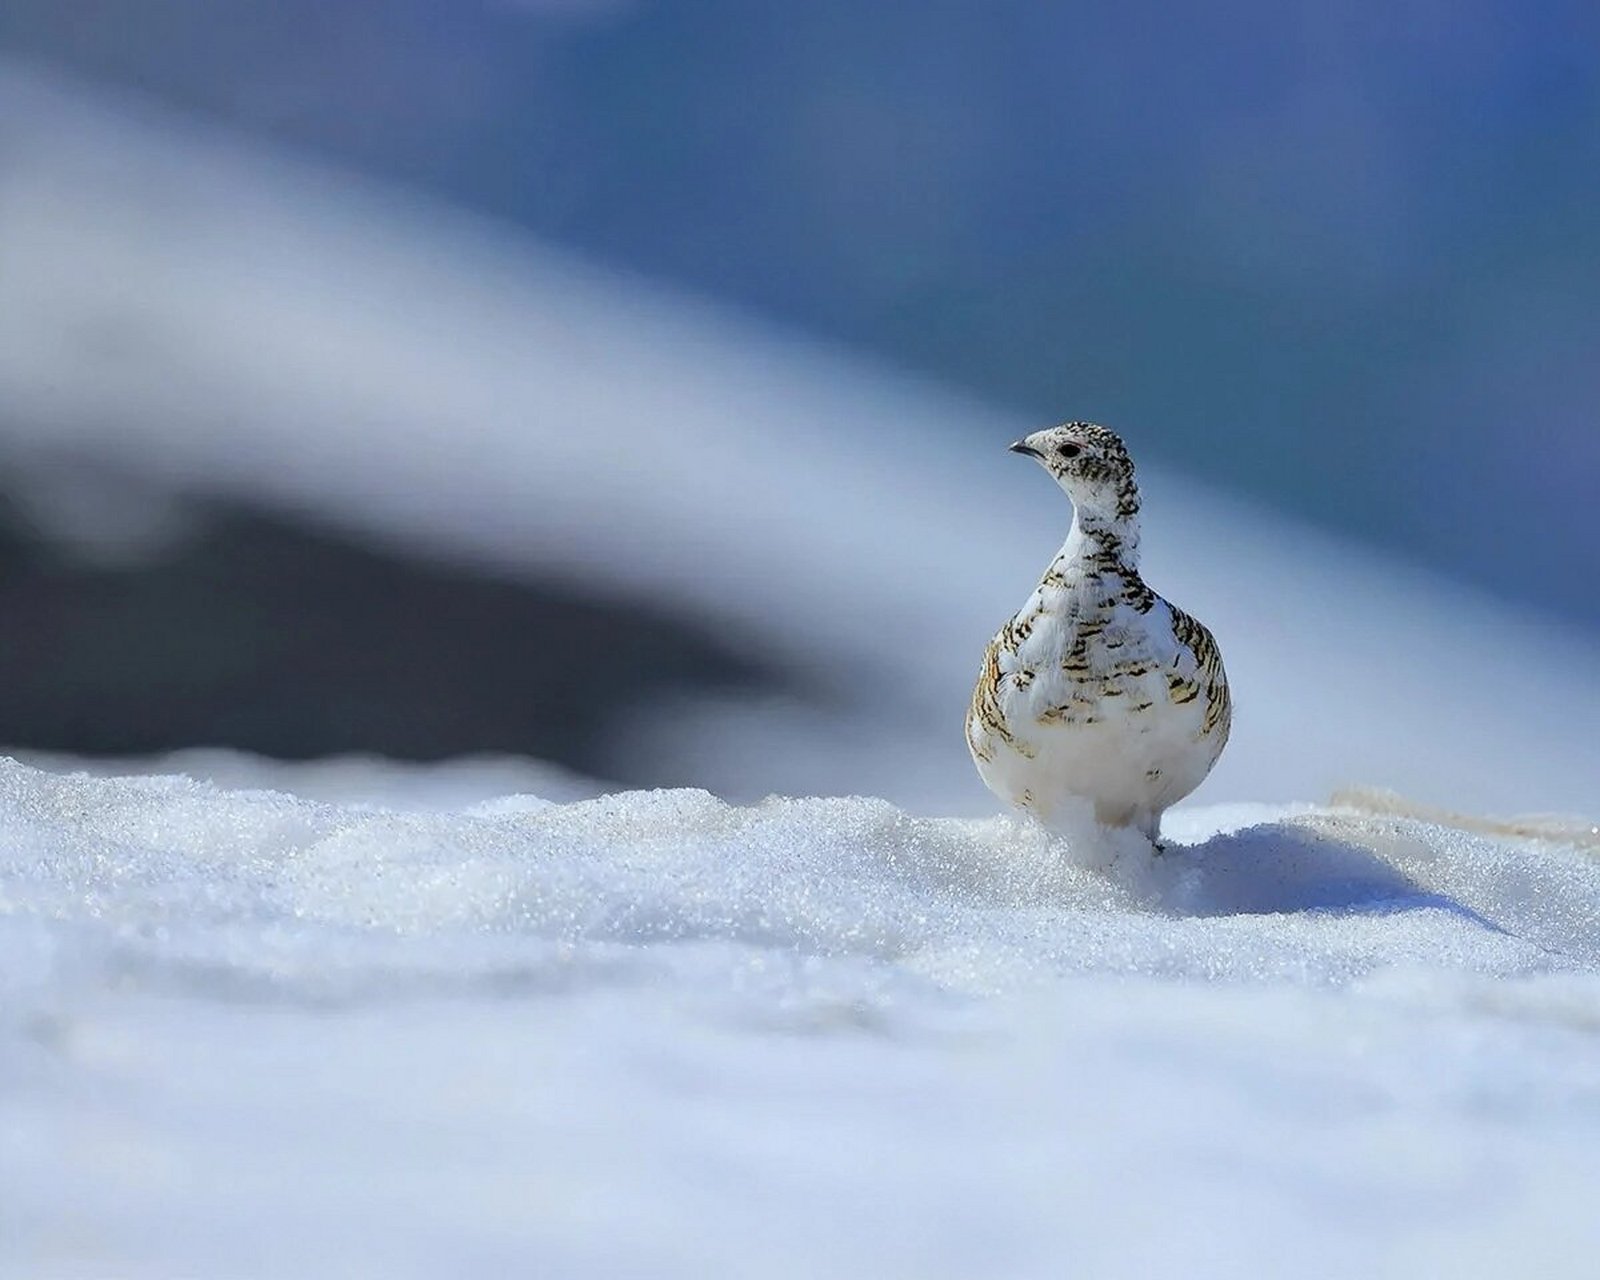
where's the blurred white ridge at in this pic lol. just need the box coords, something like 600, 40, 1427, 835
0, 58, 1595, 815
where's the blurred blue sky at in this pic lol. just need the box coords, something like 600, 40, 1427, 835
7, 0, 1598, 624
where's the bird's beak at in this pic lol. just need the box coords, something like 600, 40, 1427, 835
1008, 440, 1043, 460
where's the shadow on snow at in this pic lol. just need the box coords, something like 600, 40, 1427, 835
1116, 820, 1505, 932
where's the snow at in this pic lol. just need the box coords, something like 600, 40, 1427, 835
4, 62, 1600, 1276
5, 756, 1600, 1277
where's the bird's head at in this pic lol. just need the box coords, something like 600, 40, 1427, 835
1008, 421, 1139, 524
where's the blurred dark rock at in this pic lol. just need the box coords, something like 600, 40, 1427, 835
0, 496, 795, 775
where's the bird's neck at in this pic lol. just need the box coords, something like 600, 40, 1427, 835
1061, 503, 1142, 576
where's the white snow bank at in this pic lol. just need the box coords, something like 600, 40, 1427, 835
5, 757, 1600, 1278
13, 747, 607, 812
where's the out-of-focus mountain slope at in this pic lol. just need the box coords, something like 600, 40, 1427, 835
0, 63, 1596, 815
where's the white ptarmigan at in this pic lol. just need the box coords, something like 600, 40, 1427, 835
967, 422, 1231, 844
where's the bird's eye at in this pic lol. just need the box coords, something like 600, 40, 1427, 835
1058, 443, 1082, 459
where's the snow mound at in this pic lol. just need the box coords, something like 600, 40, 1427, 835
5, 759, 1595, 1006
6, 757, 1600, 1277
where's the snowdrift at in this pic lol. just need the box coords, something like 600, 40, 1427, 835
5, 756, 1600, 1277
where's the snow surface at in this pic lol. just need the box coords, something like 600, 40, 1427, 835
5, 755, 1600, 1278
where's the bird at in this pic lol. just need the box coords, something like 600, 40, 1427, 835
967, 421, 1231, 845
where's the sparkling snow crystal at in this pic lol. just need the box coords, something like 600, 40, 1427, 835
5, 757, 1600, 1278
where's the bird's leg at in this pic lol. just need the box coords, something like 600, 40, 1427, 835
1137, 811, 1166, 853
